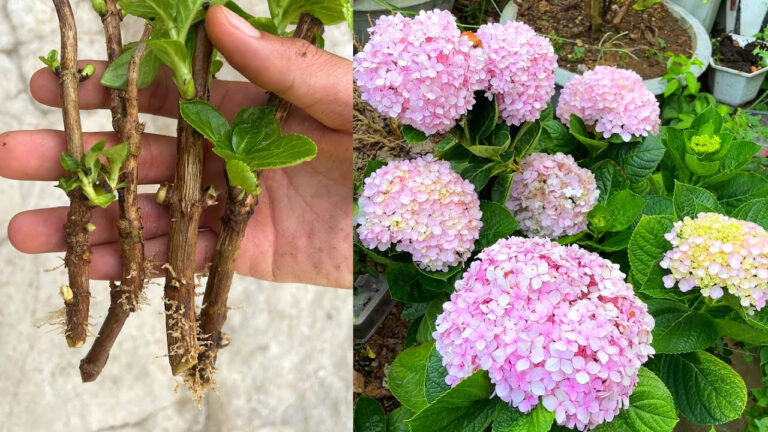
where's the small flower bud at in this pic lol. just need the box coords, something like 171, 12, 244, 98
80, 64, 96, 82
60, 285, 74, 304
90, 0, 107, 15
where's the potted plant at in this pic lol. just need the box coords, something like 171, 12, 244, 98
709, 32, 768, 106
670, 0, 722, 32
500, 0, 711, 95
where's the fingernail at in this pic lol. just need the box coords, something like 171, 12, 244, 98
220, 7, 261, 38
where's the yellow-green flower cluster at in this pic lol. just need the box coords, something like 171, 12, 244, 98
687, 134, 721, 155
660, 213, 768, 309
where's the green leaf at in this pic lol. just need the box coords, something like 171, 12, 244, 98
640, 195, 675, 218
510, 121, 542, 161
39, 49, 59, 72
569, 115, 609, 154
101, 46, 162, 90
91, 192, 117, 208
606, 190, 645, 231
467, 96, 498, 142
704, 139, 762, 184
492, 402, 554, 432
406, 370, 495, 432
592, 367, 677, 432
690, 107, 723, 134
240, 134, 317, 170
84, 140, 107, 171
60, 152, 81, 172
491, 174, 514, 205
715, 319, 768, 345
652, 351, 747, 425
118, 0, 176, 29
628, 215, 675, 287
388, 407, 415, 432
477, 201, 518, 250
388, 342, 433, 412
588, 203, 616, 233
672, 181, 724, 219
387, 263, 444, 303
466, 145, 505, 160
591, 160, 628, 204
268, 0, 349, 34
731, 199, 768, 230
417, 299, 444, 344
684, 153, 720, 176
354, 395, 387, 432
647, 299, 719, 353
712, 173, 768, 212
179, 100, 232, 149
425, 346, 451, 403
225, 159, 258, 195
56, 176, 78, 193
402, 125, 428, 143
102, 142, 130, 188
603, 135, 666, 184
148, 39, 193, 98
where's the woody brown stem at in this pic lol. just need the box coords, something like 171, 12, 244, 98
585, 0, 604, 40
265, 13, 324, 123
53, 0, 92, 349
164, 23, 213, 376
187, 14, 324, 391
80, 25, 151, 383
99, 0, 125, 135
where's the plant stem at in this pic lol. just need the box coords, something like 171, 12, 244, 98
187, 13, 325, 392
98, 0, 125, 135
585, 0, 603, 40
164, 23, 213, 376
80, 25, 151, 383
53, 0, 92, 349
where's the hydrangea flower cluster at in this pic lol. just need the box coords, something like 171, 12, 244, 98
506, 152, 599, 238
353, 10, 486, 135
434, 237, 654, 430
356, 155, 482, 271
476, 22, 557, 126
688, 134, 721, 155
660, 212, 768, 309
556, 66, 660, 141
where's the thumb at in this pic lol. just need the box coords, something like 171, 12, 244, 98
205, 5, 352, 132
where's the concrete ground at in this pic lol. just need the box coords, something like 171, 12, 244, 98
0, 1, 352, 431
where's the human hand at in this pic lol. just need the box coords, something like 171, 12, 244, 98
1, 5, 353, 289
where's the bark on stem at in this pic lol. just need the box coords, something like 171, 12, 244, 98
98, 0, 125, 135
188, 13, 324, 391
80, 25, 151, 383
164, 23, 213, 376
53, 0, 92, 349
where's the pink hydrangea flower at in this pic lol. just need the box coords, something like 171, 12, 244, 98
557, 66, 660, 142
661, 212, 768, 310
506, 152, 599, 238
476, 22, 557, 126
356, 155, 482, 271
353, 10, 486, 135
434, 237, 654, 430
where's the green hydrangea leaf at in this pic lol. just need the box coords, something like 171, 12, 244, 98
493, 402, 554, 432
354, 395, 386, 432
225, 159, 258, 195
672, 181, 724, 219
60, 152, 81, 172
179, 100, 232, 149
628, 215, 675, 287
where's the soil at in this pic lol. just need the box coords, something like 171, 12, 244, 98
518, 1, 693, 79
714, 34, 768, 73
353, 302, 411, 413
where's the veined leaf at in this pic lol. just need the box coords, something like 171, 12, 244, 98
268, 0, 348, 34
240, 134, 317, 170
225, 159, 258, 195
179, 100, 232, 149
101, 45, 162, 90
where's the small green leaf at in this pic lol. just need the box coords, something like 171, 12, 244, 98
510, 121, 542, 161
493, 402, 554, 432
704, 139, 762, 184
672, 181, 724, 219
148, 39, 193, 98
179, 100, 232, 149
39, 49, 60, 72
569, 115, 608, 154
651, 351, 747, 425
628, 215, 675, 287
602, 135, 666, 184
588, 204, 616, 233
592, 367, 677, 432
402, 125, 428, 143
477, 201, 518, 250
354, 395, 386, 432
225, 159, 258, 195
388, 342, 434, 412
491, 174, 514, 205
591, 160, 628, 204
467, 96, 498, 142
101, 46, 162, 90
647, 299, 719, 353
605, 190, 645, 231
388, 407, 414, 432
84, 140, 107, 171
731, 198, 768, 230
406, 370, 495, 432
60, 152, 81, 172
268, 0, 349, 34
465, 145, 505, 160
56, 176, 78, 193
241, 134, 317, 170
91, 192, 117, 208
416, 299, 444, 344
